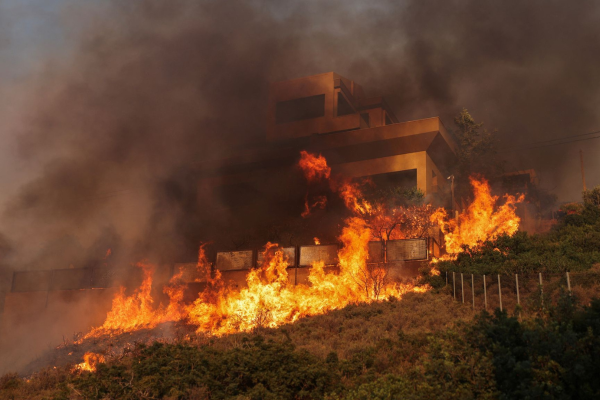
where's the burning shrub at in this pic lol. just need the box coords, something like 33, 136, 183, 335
435, 201, 600, 276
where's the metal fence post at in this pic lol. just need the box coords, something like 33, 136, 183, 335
483, 274, 487, 310
515, 274, 520, 305
566, 271, 571, 294
471, 274, 475, 309
461, 273, 464, 303
539, 272, 544, 308
453, 272, 456, 300
516, 273, 521, 320
498, 274, 502, 312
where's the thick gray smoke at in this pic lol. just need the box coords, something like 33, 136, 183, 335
1, 0, 599, 268
0, 0, 599, 373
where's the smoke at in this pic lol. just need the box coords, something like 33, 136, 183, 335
0, 0, 599, 372
1, 1, 288, 269
1, 0, 599, 268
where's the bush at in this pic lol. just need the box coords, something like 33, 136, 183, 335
471, 295, 600, 399
74, 337, 339, 400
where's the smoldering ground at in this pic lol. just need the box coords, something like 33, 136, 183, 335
0, 0, 599, 374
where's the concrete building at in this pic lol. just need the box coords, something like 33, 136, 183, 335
204, 72, 457, 196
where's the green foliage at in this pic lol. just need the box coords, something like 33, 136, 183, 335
74, 337, 337, 400
399, 187, 424, 204
339, 328, 497, 399
583, 185, 600, 207
366, 185, 425, 208
453, 109, 504, 199
471, 295, 600, 399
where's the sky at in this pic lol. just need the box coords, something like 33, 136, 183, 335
0, 0, 78, 206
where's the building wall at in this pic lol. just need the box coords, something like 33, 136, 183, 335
426, 152, 446, 194
267, 72, 364, 141
333, 151, 434, 194
315, 116, 452, 150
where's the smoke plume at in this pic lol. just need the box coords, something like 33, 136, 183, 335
1, 0, 599, 268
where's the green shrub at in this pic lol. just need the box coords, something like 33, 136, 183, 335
74, 337, 339, 400
471, 295, 600, 399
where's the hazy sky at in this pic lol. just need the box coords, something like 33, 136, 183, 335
0, 0, 75, 206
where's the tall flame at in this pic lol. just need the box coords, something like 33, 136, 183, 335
86, 209, 426, 339
84, 262, 188, 338
185, 223, 423, 336
84, 157, 520, 342
431, 176, 523, 256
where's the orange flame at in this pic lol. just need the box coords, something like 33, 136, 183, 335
313, 237, 320, 245
84, 152, 450, 340
299, 151, 331, 182
431, 176, 523, 257
75, 352, 105, 372
338, 180, 373, 215
185, 223, 424, 336
86, 221, 426, 339
84, 262, 187, 338
301, 195, 327, 218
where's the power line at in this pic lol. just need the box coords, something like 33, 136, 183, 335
500, 129, 600, 153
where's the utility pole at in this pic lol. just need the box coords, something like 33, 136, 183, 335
580, 150, 587, 192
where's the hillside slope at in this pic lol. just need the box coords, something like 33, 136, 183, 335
2, 289, 600, 399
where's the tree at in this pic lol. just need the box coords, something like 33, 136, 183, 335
360, 185, 436, 241
584, 186, 600, 207
452, 109, 504, 199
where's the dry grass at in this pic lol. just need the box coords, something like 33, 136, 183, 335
211, 290, 476, 360
3, 282, 600, 399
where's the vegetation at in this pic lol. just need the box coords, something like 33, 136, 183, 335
583, 185, 600, 207
2, 291, 600, 400
452, 109, 504, 200
435, 201, 600, 275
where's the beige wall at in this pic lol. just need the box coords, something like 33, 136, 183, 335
316, 117, 452, 150
266, 72, 366, 141
333, 151, 428, 193
332, 151, 449, 196
426, 152, 447, 194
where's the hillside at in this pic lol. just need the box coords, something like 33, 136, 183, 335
3, 193, 600, 399
2, 288, 600, 400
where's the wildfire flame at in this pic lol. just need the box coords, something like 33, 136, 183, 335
83, 156, 520, 343
185, 224, 424, 336
338, 180, 373, 215
313, 237, 320, 245
431, 176, 523, 257
85, 173, 427, 339
75, 352, 105, 372
301, 195, 327, 218
298, 150, 331, 182
84, 262, 187, 338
